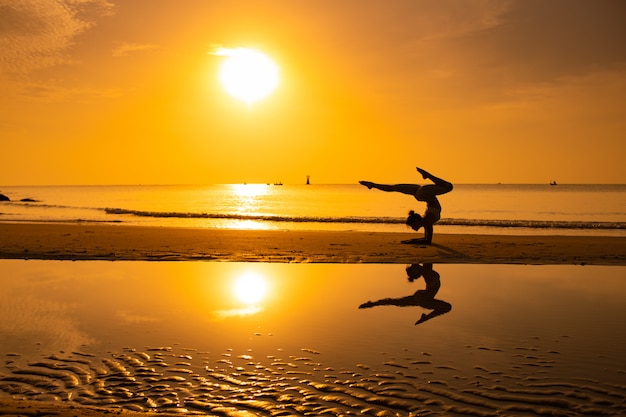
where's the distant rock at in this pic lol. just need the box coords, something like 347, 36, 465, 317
0, 194, 41, 202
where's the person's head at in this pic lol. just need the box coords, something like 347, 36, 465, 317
406, 263, 422, 281
406, 263, 433, 281
406, 210, 423, 231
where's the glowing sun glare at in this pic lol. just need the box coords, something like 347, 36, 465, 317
216, 47, 279, 104
234, 272, 267, 305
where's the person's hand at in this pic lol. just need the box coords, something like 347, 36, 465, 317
401, 238, 430, 245
359, 301, 374, 309
359, 181, 373, 189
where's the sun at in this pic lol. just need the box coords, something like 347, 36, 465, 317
215, 47, 279, 104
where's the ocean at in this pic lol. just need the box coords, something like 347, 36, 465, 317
0, 184, 625, 236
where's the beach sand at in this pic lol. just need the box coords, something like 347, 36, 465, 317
0, 222, 625, 265
1, 223, 625, 416
2, 261, 625, 416
0, 399, 188, 417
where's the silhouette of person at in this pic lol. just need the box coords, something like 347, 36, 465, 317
360, 167, 453, 244
359, 263, 451, 325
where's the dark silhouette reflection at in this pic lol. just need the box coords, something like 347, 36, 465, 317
359, 263, 451, 325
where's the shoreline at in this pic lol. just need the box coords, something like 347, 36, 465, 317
1, 222, 624, 265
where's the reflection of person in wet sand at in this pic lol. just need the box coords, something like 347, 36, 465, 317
360, 167, 453, 245
359, 263, 451, 325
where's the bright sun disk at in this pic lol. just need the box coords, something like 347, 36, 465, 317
216, 47, 279, 104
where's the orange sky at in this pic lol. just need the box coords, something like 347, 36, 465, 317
1, 0, 625, 185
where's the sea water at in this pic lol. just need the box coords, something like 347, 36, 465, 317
1, 184, 625, 236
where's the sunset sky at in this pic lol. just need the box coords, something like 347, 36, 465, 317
1, 0, 625, 185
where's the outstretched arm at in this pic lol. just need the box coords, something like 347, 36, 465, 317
423, 222, 433, 244
405, 217, 434, 245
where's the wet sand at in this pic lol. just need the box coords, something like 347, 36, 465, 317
0, 260, 626, 417
1, 222, 625, 264
0, 398, 188, 417
1, 224, 625, 416
3, 342, 624, 417
1, 261, 625, 416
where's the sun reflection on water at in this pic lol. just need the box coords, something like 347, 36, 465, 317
222, 219, 272, 230
213, 269, 270, 319
227, 183, 272, 230
234, 271, 267, 305
230, 183, 269, 199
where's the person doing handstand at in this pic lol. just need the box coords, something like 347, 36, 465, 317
360, 167, 453, 245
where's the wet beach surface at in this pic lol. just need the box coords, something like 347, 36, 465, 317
2, 223, 625, 265
1, 261, 625, 416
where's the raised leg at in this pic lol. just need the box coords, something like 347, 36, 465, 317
359, 181, 420, 196
416, 168, 453, 195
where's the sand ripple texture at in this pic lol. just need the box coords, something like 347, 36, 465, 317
1, 346, 625, 417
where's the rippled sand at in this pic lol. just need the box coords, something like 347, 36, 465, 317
2, 342, 625, 416
1, 261, 625, 416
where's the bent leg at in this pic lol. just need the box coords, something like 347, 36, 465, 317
415, 185, 448, 201
416, 168, 453, 194
415, 299, 452, 325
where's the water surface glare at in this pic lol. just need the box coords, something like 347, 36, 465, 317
1, 261, 625, 416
